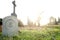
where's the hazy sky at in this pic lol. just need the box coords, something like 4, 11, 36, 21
0, 0, 60, 25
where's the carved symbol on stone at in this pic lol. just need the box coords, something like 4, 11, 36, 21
5, 19, 15, 29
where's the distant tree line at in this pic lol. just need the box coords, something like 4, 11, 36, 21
27, 16, 60, 26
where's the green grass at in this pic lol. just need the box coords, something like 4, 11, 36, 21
0, 26, 60, 40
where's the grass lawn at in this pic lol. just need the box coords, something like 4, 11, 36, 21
0, 26, 60, 40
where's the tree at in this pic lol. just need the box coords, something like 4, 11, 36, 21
0, 18, 2, 25
57, 17, 60, 25
49, 16, 57, 25
36, 16, 40, 27
55, 18, 58, 25
58, 17, 60, 23
18, 20, 24, 27
27, 17, 33, 26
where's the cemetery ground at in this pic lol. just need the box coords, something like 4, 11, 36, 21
0, 25, 60, 40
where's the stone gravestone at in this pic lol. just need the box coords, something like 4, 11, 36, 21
2, 0, 18, 37
2, 16, 18, 36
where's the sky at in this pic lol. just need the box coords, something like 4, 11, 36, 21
0, 0, 60, 25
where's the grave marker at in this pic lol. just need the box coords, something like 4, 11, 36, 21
2, 0, 18, 37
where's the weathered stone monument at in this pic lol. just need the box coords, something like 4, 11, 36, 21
2, 0, 18, 37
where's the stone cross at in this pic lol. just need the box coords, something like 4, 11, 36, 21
12, 0, 16, 14
11, 0, 17, 17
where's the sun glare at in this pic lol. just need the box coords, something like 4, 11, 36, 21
24, 12, 49, 26
0, 0, 59, 26
40, 18, 49, 26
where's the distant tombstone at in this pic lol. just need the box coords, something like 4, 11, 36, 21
2, 16, 18, 36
